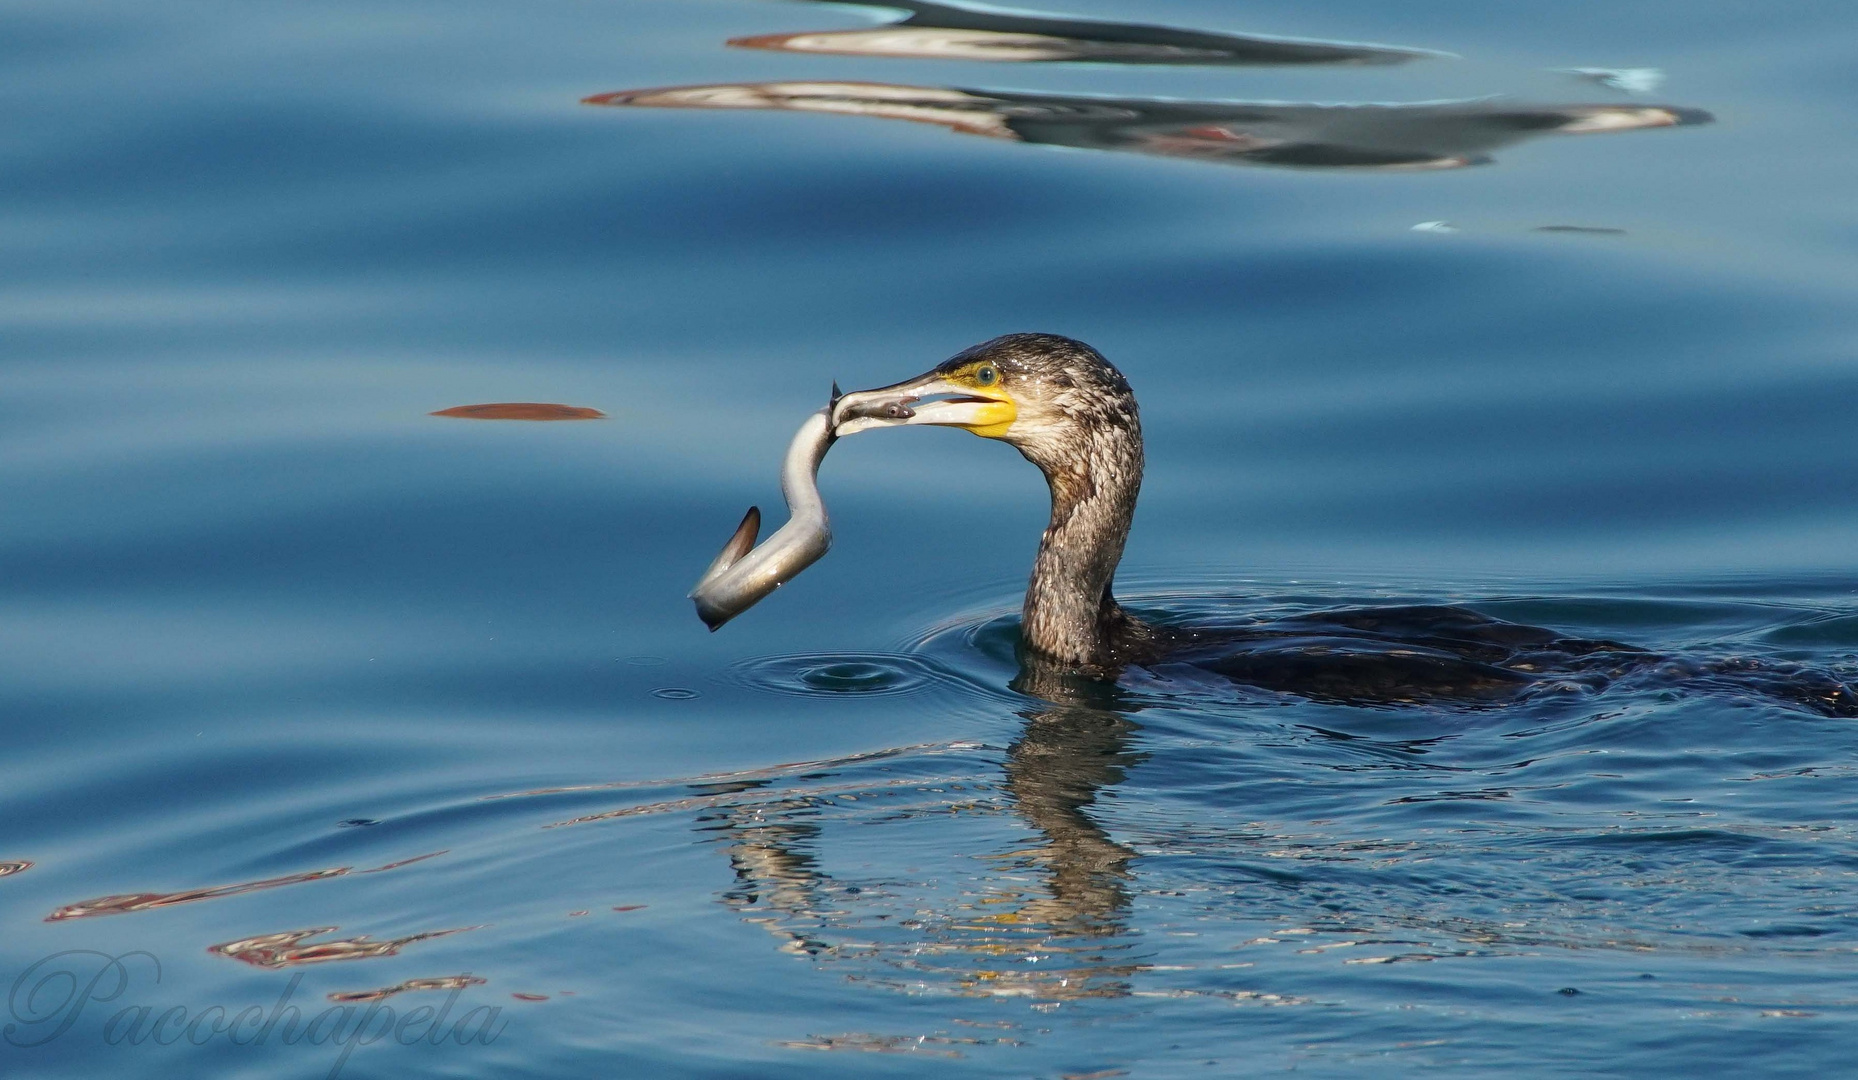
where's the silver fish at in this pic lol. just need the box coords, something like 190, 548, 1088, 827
689, 408, 837, 629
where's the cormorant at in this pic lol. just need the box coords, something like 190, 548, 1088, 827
828, 333, 1858, 715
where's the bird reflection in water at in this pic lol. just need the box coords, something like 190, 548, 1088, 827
704, 658, 1151, 1002
729, 0, 1439, 67
586, 82, 1710, 171
209, 924, 479, 968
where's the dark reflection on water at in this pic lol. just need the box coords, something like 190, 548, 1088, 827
478, 713, 1152, 1001
730, 0, 1438, 66
700, 656, 1151, 1001
995, 665, 1144, 941
587, 83, 1709, 171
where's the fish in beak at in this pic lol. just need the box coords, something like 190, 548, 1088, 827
688, 405, 836, 630
829, 360, 1018, 439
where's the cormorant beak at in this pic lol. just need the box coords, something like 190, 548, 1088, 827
829, 371, 1017, 439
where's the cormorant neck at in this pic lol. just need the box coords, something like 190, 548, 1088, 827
1018, 415, 1154, 668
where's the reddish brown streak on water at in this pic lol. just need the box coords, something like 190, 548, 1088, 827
431, 403, 607, 420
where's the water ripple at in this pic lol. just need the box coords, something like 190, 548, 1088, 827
732, 653, 948, 698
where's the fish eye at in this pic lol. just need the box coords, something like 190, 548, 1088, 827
974, 365, 998, 386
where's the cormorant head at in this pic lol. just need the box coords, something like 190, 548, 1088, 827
830, 333, 1138, 473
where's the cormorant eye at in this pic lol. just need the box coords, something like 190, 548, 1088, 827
974, 365, 998, 386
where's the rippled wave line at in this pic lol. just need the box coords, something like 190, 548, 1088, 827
485, 739, 993, 803
543, 772, 1004, 830
44, 849, 447, 921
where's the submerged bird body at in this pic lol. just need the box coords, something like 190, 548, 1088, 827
828, 334, 1858, 716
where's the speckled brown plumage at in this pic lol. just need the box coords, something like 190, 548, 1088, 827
939, 334, 1161, 668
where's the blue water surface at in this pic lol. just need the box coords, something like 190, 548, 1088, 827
3, 0, 1857, 1076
